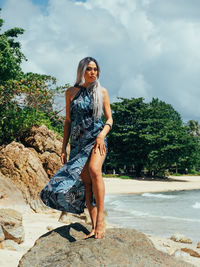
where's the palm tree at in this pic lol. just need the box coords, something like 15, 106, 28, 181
187, 120, 200, 137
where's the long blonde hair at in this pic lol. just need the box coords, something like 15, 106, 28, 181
74, 57, 103, 119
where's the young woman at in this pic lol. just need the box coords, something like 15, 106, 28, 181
40, 57, 113, 239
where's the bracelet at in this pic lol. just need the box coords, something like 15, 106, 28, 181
105, 123, 112, 130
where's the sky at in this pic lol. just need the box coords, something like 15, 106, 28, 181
0, 0, 200, 121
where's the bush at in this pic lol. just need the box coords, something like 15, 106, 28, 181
0, 103, 64, 145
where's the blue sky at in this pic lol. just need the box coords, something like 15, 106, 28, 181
1, 0, 200, 121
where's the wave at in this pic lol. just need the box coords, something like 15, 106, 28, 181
142, 193, 176, 199
107, 206, 200, 223
192, 202, 200, 209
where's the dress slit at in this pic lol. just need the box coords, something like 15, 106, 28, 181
40, 86, 107, 214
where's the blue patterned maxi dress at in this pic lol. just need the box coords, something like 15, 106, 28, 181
40, 86, 107, 214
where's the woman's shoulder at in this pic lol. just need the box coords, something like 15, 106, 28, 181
101, 87, 109, 98
66, 86, 75, 94
65, 86, 80, 102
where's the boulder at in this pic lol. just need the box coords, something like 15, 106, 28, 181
181, 248, 200, 258
0, 225, 5, 241
0, 173, 27, 211
39, 151, 62, 178
18, 225, 193, 267
197, 242, 200, 249
0, 142, 49, 211
170, 233, 193, 244
0, 209, 24, 244
0, 239, 20, 251
20, 124, 70, 178
20, 124, 69, 156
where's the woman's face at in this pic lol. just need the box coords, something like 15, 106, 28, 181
84, 61, 98, 84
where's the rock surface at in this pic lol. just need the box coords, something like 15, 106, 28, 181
18, 225, 193, 267
170, 233, 193, 244
0, 209, 24, 245
21, 124, 63, 155
181, 248, 200, 258
0, 173, 27, 211
149, 234, 200, 267
0, 225, 5, 241
0, 142, 49, 211
39, 151, 62, 178
0, 239, 20, 251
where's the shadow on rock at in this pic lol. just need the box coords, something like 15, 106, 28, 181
40, 222, 90, 243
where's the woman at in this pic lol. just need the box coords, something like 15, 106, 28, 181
40, 57, 113, 239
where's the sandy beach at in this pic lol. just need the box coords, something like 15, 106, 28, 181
104, 175, 200, 194
0, 175, 200, 267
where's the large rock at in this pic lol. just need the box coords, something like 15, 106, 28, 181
0, 173, 27, 211
21, 124, 69, 156
0, 239, 20, 251
20, 124, 70, 178
18, 225, 193, 267
0, 142, 48, 211
0, 225, 5, 241
39, 151, 62, 178
0, 209, 24, 244
170, 233, 193, 244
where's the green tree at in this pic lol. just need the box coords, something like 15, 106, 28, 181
0, 8, 26, 81
0, 10, 69, 145
186, 120, 200, 137
107, 97, 148, 176
144, 98, 199, 175
106, 97, 200, 177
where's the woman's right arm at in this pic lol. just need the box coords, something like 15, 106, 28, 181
61, 89, 71, 164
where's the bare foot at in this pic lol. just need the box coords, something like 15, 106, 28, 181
84, 228, 95, 239
95, 214, 105, 239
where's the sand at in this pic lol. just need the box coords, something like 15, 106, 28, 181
0, 175, 200, 267
104, 175, 200, 194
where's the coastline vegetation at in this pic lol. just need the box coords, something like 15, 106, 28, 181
1, 10, 200, 178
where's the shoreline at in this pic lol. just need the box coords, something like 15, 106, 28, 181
104, 175, 200, 195
0, 175, 200, 267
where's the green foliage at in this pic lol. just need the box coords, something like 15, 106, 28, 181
107, 97, 148, 175
0, 10, 69, 145
106, 97, 200, 177
0, 75, 69, 145
0, 9, 26, 81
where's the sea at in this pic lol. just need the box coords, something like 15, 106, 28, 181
104, 189, 200, 243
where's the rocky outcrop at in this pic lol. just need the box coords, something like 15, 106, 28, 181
0, 125, 71, 211
0, 173, 27, 211
39, 151, 62, 178
170, 233, 193, 244
0, 142, 49, 211
149, 234, 200, 267
181, 248, 200, 258
21, 124, 63, 155
18, 225, 193, 267
21, 124, 70, 177
0, 209, 24, 248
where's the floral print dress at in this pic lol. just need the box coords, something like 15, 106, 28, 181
40, 86, 106, 214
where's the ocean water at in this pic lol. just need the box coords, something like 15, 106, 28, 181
104, 190, 200, 243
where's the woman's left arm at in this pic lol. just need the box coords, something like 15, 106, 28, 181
94, 87, 113, 155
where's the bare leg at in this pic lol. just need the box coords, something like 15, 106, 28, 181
81, 160, 97, 238
88, 148, 106, 239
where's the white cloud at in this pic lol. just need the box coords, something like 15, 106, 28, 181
1, 0, 200, 120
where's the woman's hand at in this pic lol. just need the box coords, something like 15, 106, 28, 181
93, 135, 106, 156
60, 152, 67, 165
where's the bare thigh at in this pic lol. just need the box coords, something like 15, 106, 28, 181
88, 148, 106, 177
81, 159, 91, 185
81, 147, 106, 183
